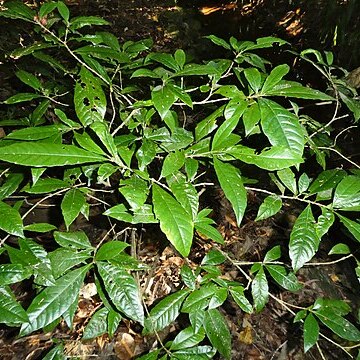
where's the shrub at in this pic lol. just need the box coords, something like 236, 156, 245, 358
0, 1, 360, 359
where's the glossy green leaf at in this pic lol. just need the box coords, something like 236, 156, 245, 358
212, 100, 246, 151
97, 262, 144, 324
103, 203, 133, 223
180, 265, 196, 290
242, 102, 260, 136
195, 105, 225, 141
107, 309, 122, 338
229, 286, 253, 314
136, 139, 157, 171
206, 35, 231, 49
170, 326, 205, 351
261, 64, 290, 94
167, 83, 193, 108
303, 313, 319, 353
0, 173, 24, 200
203, 309, 231, 360
70, 16, 110, 30
7, 125, 67, 141
244, 68, 262, 93
214, 159, 247, 226
24, 223, 57, 232
39, 2, 57, 18
143, 289, 189, 334
264, 245, 282, 262
119, 175, 149, 210
0, 201, 23, 237
195, 221, 224, 244
19, 265, 90, 336
333, 175, 360, 211
42, 344, 65, 360
167, 172, 198, 220
95, 241, 129, 261
201, 250, 225, 266
265, 81, 334, 100
338, 215, 360, 242
265, 265, 302, 291
152, 184, 194, 257
23, 178, 69, 194
298, 173, 310, 194
208, 287, 227, 309
4, 93, 42, 104
308, 169, 346, 194
255, 195, 282, 221
0, 142, 106, 167
161, 151, 185, 178
82, 307, 108, 340
74, 132, 107, 156
0, 0, 35, 20
182, 284, 219, 313
74, 67, 106, 126
57, 1, 69, 22
61, 188, 87, 229
328, 243, 350, 255
277, 168, 297, 194
53, 230, 93, 249
314, 308, 360, 341
90, 121, 118, 159
251, 267, 268, 312
15, 70, 41, 90
228, 145, 303, 171
315, 207, 334, 238
151, 84, 177, 119
259, 98, 304, 154
0, 286, 28, 326
49, 248, 91, 279
289, 206, 319, 271
0, 264, 32, 285
189, 309, 205, 333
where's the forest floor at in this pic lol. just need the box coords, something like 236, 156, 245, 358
0, 1, 359, 359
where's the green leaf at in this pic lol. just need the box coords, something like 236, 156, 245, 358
49, 248, 91, 279
151, 84, 177, 119
172, 346, 216, 359
0, 286, 28, 326
228, 145, 303, 171
189, 309, 205, 333
214, 159, 247, 226
264, 245, 281, 262
206, 35, 231, 50
0, 142, 106, 167
143, 289, 189, 334
265, 81, 334, 100
39, 2, 57, 18
167, 83, 193, 108
261, 64, 290, 94
259, 98, 304, 154
152, 184, 194, 257
244, 68, 263, 93
24, 178, 69, 194
229, 286, 253, 314
170, 326, 205, 351
53, 230, 93, 249
265, 265, 302, 291
15, 70, 41, 90
95, 241, 129, 261
277, 168, 297, 194
289, 206, 319, 272
57, 1, 69, 22
298, 173, 310, 194
255, 195, 282, 221
167, 172, 199, 220
303, 313, 319, 353
328, 243, 350, 255
90, 121, 118, 159
74, 67, 106, 126
24, 223, 56, 233
7, 125, 67, 141
316, 207, 334, 239
251, 267, 268, 312
119, 175, 149, 210
0, 264, 32, 285
182, 284, 219, 313
82, 307, 108, 340
74, 132, 107, 156
203, 309, 231, 360
161, 151, 185, 178
242, 102, 260, 136
333, 175, 360, 211
70, 16, 110, 30
180, 265, 196, 290
338, 215, 360, 242
61, 189, 87, 229
208, 287, 227, 309
0, 201, 23, 237
19, 265, 90, 336
107, 309, 122, 338
0, 0, 35, 20
147, 52, 179, 71
195, 105, 225, 141
195, 221, 224, 244
201, 250, 225, 266
212, 100, 246, 151
42, 344, 65, 360
308, 169, 346, 194
314, 308, 360, 341
97, 262, 144, 325
0, 172, 24, 200
4, 93, 42, 104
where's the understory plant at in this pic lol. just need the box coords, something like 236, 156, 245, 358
0, 1, 360, 359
